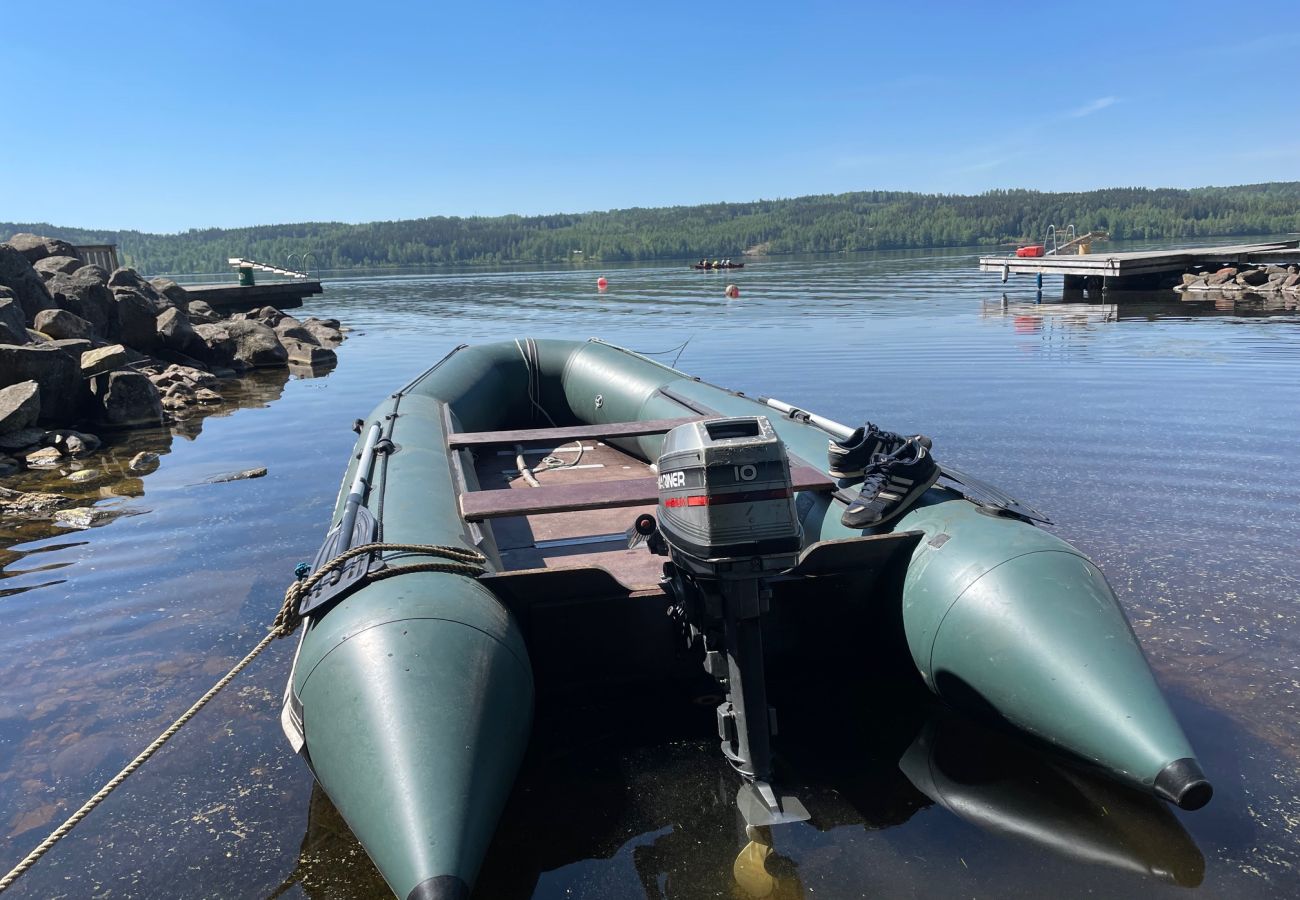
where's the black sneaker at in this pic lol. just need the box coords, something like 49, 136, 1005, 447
828, 422, 932, 479
840, 441, 940, 529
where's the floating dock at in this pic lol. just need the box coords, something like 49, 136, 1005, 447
979, 240, 1299, 291
181, 279, 322, 311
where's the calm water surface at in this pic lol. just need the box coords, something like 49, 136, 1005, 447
1, 250, 1297, 898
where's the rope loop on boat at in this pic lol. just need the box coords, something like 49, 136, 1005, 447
273, 541, 488, 638
0, 541, 486, 893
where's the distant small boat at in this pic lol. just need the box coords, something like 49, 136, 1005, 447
693, 262, 745, 269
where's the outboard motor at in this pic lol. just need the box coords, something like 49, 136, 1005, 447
643, 416, 809, 826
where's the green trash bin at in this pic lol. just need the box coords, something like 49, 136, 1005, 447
237, 266, 255, 287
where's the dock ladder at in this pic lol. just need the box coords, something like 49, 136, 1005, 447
228, 257, 312, 280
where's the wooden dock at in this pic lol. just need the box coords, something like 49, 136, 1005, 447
979, 240, 1299, 291
181, 279, 323, 311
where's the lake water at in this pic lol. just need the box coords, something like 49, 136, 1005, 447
1, 249, 1298, 898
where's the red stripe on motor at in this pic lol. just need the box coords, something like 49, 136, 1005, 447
662, 487, 792, 508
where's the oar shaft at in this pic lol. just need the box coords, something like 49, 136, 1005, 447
758, 397, 854, 442
338, 423, 383, 551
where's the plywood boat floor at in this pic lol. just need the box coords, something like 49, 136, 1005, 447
473, 440, 661, 587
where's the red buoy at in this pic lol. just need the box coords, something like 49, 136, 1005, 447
597, 276, 608, 290
725, 284, 740, 299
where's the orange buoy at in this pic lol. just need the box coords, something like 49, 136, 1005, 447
725, 284, 740, 299
596, 276, 608, 290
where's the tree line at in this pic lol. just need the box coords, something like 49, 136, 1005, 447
6, 182, 1299, 275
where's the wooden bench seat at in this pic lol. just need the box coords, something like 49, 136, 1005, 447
460, 464, 835, 522
447, 416, 703, 449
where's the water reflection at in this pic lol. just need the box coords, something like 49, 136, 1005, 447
277, 677, 1205, 900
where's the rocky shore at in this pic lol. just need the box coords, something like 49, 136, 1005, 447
0, 232, 345, 523
1175, 263, 1300, 297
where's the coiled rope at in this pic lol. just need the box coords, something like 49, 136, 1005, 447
0, 541, 486, 893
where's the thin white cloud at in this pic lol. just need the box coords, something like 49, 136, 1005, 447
1068, 96, 1118, 118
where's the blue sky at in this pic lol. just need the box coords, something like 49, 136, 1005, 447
5, 0, 1298, 232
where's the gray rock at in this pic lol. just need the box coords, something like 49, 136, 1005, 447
48, 339, 94, 361
53, 506, 143, 529
0, 485, 78, 515
0, 344, 85, 421
193, 319, 287, 369
205, 466, 267, 483
1284, 273, 1300, 289
33, 308, 96, 341
0, 427, 45, 451
148, 277, 190, 311
65, 468, 102, 483
162, 363, 219, 389
0, 295, 29, 344
1236, 268, 1268, 286
73, 264, 108, 284
128, 451, 160, 473
274, 321, 319, 345
0, 381, 40, 435
194, 387, 222, 404
81, 344, 128, 377
111, 290, 160, 350
24, 446, 63, 467
4, 234, 79, 263
301, 319, 343, 346
186, 300, 218, 323
47, 430, 100, 456
282, 339, 337, 367
191, 322, 238, 368
45, 268, 116, 337
0, 244, 57, 323
109, 269, 171, 314
156, 307, 196, 352
34, 256, 84, 278
90, 369, 163, 427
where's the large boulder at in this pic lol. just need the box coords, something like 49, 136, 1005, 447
1236, 268, 1269, 286
81, 344, 128, 377
155, 307, 196, 352
45, 268, 116, 337
90, 369, 163, 427
33, 309, 96, 341
0, 344, 85, 421
301, 317, 343, 345
111, 290, 161, 350
108, 268, 172, 313
282, 339, 336, 367
192, 319, 286, 369
34, 256, 84, 279
186, 299, 218, 323
0, 381, 40, 435
148, 277, 189, 312
0, 294, 29, 344
5, 234, 79, 264
0, 244, 57, 323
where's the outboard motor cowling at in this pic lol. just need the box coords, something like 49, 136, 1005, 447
656, 416, 802, 577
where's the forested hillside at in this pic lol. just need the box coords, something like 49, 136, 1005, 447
7, 183, 1298, 275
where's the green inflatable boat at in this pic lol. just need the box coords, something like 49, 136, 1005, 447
281, 337, 1210, 900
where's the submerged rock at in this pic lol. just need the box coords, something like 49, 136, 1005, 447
52, 506, 141, 529
205, 466, 267, 483
127, 451, 160, 473
0, 485, 78, 514
65, 468, 102, 483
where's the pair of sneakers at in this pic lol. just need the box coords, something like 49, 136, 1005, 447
828, 423, 939, 528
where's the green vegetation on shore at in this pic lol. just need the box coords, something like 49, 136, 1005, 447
7, 182, 1299, 275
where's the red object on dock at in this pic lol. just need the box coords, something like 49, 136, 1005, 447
1016, 245, 1045, 258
